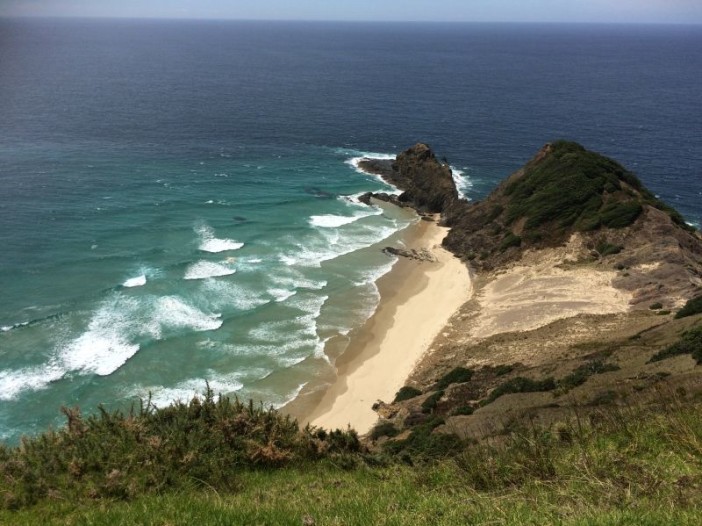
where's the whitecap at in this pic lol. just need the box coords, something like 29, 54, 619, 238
309, 214, 361, 228
123, 275, 147, 288
309, 208, 382, 229
150, 296, 222, 335
0, 364, 65, 401
268, 288, 297, 302
59, 295, 143, 376
198, 279, 271, 312
195, 223, 244, 253
56, 294, 221, 379
451, 166, 473, 200
184, 261, 236, 280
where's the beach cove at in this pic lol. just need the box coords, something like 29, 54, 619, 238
288, 216, 473, 433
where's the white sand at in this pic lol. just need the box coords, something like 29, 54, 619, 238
304, 220, 473, 434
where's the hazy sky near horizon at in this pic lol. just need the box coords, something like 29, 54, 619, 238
2, 0, 702, 24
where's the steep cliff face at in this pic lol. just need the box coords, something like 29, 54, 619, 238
358, 143, 465, 217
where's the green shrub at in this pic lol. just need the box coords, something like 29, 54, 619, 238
383, 418, 461, 459
370, 422, 400, 441
494, 364, 515, 376
675, 295, 702, 319
559, 360, 621, 390
648, 327, 702, 364
595, 241, 623, 257
485, 377, 556, 405
451, 405, 475, 416
599, 201, 643, 228
421, 391, 445, 414
0, 390, 361, 509
394, 386, 422, 403
435, 367, 474, 390
649, 302, 663, 310
499, 232, 522, 251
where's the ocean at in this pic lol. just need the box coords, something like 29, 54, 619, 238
1, 18, 701, 443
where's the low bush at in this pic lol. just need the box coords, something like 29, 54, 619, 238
648, 327, 702, 364
499, 232, 522, 251
485, 377, 556, 405
394, 386, 422, 403
494, 364, 515, 376
383, 418, 461, 459
596, 241, 623, 257
435, 367, 474, 390
370, 422, 400, 441
451, 405, 475, 416
421, 391, 445, 414
559, 360, 620, 390
649, 302, 663, 310
675, 295, 702, 319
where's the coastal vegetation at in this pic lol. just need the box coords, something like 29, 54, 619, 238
1, 393, 701, 524
675, 294, 702, 319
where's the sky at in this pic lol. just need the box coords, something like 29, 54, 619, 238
1, 0, 702, 25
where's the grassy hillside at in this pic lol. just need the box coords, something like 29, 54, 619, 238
1, 396, 701, 524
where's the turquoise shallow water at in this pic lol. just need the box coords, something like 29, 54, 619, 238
0, 146, 450, 442
1, 19, 700, 443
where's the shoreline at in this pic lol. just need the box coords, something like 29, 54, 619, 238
285, 214, 473, 434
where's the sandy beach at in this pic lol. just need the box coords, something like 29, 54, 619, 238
300, 217, 473, 434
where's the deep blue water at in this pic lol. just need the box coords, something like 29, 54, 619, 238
1, 18, 701, 442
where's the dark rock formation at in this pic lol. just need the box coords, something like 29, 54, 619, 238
382, 246, 437, 262
358, 143, 467, 219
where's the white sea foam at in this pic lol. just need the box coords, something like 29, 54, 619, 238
451, 166, 473, 199
133, 373, 244, 409
0, 364, 64, 401
279, 223, 398, 268
195, 223, 244, 253
268, 288, 297, 302
150, 296, 222, 335
1, 321, 29, 333
345, 152, 402, 194
56, 294, 221, 379
309, 208, 382, 229
309, 214, 361, 228
198, 279, 271, 312
184, 261, 236, 280
246, 294, 329, 365
58, 294, 142, 376
123, 275, 147, 288
272, 382, 309, 409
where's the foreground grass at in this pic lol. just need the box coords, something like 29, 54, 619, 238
2, 398, 701, 525
2, 461, 699, 526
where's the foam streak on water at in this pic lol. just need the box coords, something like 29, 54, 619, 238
196, 223, 244, 253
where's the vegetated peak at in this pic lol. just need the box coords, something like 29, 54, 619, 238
443, 140, 699, 270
